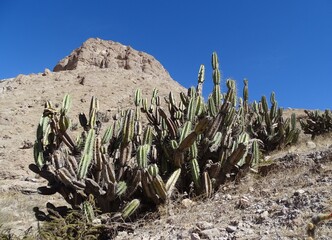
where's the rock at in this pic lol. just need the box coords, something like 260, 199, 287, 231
260, 235, 271, 240
53, 38, 171, 79
20, 140, 34, 149
115, 231, 128, 239
264, 155, 271, 161
177, 231, 190, 239
196, 221, 214, 230
237, 196, 250, 209
292, 217, 303, 227
225, 194, 232, 200
42, 68, 51, 76
306, 141, 316, 149
260, 210, 269, 219
92, 218, 101, 225
190, 232, 201, 240
229, 220, 239, 226
294, 189, 305, 196
212, 193, 220, 200
20, 188, 38, 194
226, 225, 237, 233
200, 228, 220, 239
182, 198, 196, 208
24, 177, 37, 183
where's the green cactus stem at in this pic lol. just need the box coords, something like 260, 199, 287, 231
77, 128, 95, 180
196, 65, 205, 96
165, 168, 181, 197
122, 199, 140, 219
202, 171, 212, 198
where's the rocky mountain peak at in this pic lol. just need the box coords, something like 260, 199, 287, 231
53, 38, 170, 78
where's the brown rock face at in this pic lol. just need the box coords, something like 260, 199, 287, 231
53, 38, 170, 78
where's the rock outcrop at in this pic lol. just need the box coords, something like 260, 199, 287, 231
53, 38, 170, 78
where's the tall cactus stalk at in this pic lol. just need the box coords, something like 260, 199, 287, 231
196, 65, 205, 96
77, 128, 95, 180
212, 52, 222, 109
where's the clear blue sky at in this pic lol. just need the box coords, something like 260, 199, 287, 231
1, 1, 332, 109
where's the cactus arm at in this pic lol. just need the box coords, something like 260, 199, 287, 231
202, 171, 213, 198
165, 168, 181, 196
77, 128, 95, 180
196, 64, 205, 96
122, 199, 140, 219
151, 174, 167, 201
33, 143, 44, 169
158, 108, 177, 139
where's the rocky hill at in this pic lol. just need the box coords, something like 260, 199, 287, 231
53, 38, 170, 77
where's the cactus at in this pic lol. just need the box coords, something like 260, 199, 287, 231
122, 109, 134, 144
82, 195, 95, 223
165, 168, 181, 196
134, 89, 142, 107
211, 52, 221, 109
196, 65, 205, 96
190, 158, 200, 188
137, 144, 150, 169
122, 199, 140, 219
202, 171, 212, 198
246, 92, 300, 151
300, 109, 332, 139
31, 52, 275, 226
101, 125, 113, 145
77, 129, 95, 180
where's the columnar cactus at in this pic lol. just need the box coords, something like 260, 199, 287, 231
300, 109, 332, 139
31, 52, 274, 222
136, 53, 262, 197
246, 92, 300, 151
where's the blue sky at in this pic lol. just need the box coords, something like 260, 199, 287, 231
1, 1, 332, 109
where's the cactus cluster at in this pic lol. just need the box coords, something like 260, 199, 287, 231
31, 95, 144, 218
136, 53, 262, 198
300, 109, 332, 139
31, 52, 298, 221
245, 92, 300, 152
